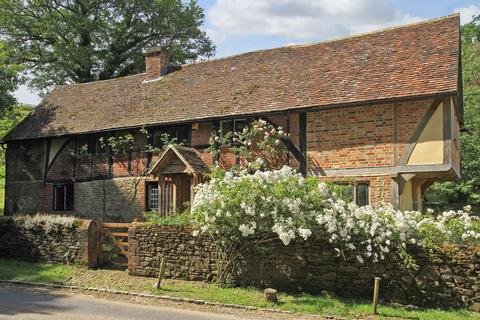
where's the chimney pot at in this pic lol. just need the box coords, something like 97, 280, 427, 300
145, 47, 170, 81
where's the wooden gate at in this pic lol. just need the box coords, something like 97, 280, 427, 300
99, 222, 130, 266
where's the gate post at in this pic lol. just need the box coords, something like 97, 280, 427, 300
98, 217, 105, 265
77, 220, 99, 268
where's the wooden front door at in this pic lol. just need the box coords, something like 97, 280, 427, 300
159, 174, 191, 215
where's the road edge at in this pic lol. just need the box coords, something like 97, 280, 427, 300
0, 279, 343, 319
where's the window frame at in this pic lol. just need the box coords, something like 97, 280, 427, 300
53, 184, 74, 211
219, 118, 250, 137
94, 135, 107, 155
145, 181, 159, 211
333, 181, 370, 206
152, 125, 191, 148
354, 182, 369, 207
76, 137, 89, 155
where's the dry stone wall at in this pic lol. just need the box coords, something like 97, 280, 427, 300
128, 224, 217, 281
0, 217, 98, 267
128, 223, 480, 311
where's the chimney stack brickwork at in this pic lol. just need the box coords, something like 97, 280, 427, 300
145, 47, 170, 81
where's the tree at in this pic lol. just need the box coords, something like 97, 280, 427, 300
425, 16, 480, 205
0, 41, 22, 116
0, 0, 215, 93
0, 105, 31, 179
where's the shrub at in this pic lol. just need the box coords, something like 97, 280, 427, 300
143, 211, 191, 225
15, 213, 76, 233
191, 166, 480, 282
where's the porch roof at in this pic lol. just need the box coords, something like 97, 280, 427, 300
149, 145, 210, 176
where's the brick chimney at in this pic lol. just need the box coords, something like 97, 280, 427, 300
145, 47, 170, 81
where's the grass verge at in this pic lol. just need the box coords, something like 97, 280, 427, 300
0, 259, 77, 284
0, 259, 478, 319
149, 282, 478, 320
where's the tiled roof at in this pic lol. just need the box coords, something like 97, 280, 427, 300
149, 145, 210, 175
5, 14, 460, 141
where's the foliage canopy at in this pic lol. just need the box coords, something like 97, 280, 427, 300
0, 0, 215, 93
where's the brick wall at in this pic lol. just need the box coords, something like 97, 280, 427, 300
397, 99, 431, 158
306, 98, 433, 204
307, 103, 395, 170
0, 217, 98, 267
128, 223, 480, 311
317, 175, 392, 204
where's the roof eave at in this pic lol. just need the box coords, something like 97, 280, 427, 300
3, 90, 459, 142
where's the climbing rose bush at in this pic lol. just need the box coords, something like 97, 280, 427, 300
207, 119, 289, 170
191, 166, 480, 265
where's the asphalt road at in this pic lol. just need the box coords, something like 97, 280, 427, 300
0, 285, 257, 320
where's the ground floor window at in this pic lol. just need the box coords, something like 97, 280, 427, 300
53, 184, 74, 211
146, 182, 159, 211
335, 182, 369, 206
355, 183, 369, 206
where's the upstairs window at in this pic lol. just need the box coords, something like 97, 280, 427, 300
152, 125, 190, 148
77, 137, 90, 155
53, 184, 74, 211
76, 135, 106, 155
219, 118, 250, 136
95, 135, 107, 154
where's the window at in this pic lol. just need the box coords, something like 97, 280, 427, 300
53, 184, 74, 211
146, 182, 159, 211
76, 135, 106, 155
334, 182, 369, 206
152, 125, 190, 148
234, 119, 249, 133
95, 136, 107, 154
355, 183, 369, 206
219, 118, 250, 137
77, 137, 89, 155
220, 120, 233, 137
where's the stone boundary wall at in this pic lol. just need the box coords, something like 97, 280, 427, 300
0, 217, 98, 268
128, 224, 216, 281
128, 223, 480, 311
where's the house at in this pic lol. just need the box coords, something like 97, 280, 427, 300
3, 14, 462, 221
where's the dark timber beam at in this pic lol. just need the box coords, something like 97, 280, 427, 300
261, 115, 302, 167
42, 139, 51, 186
443, 97, 452, 165
4, 144, 10, 215
299, 112, 307, 176
146, 128, 154, 169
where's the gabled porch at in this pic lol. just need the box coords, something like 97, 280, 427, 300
149, 145, 209, 215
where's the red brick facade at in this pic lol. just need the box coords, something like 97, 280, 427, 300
307, 103, 395, 170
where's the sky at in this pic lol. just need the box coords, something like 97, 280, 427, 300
14, 0, 480, 106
